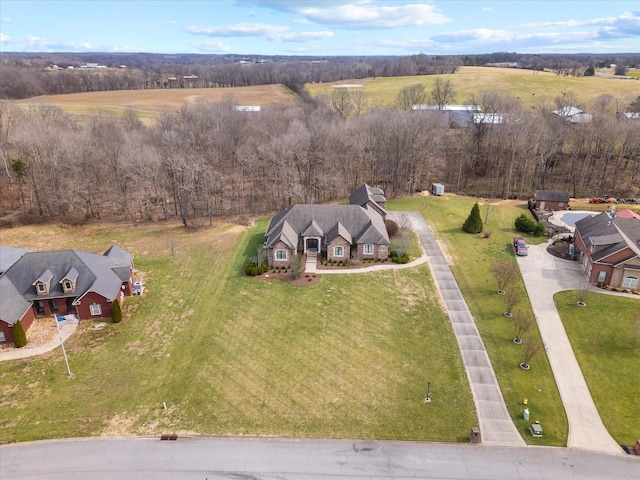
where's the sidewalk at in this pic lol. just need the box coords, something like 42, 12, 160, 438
0, 322, 77, 362
517, 240, 624, 456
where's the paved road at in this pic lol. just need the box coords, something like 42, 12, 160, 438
517, 240, 627, 456
1, 437, 638, 480
392, 212, 525, 447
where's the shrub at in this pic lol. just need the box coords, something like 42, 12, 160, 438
462, 202, 483, 234
258, 262, 268, 274
392, 253, 409, 264
515, 213, 545, 236
12, 320, 27, 348
112, 299, 123, 323
482, 229, 492, 239
245, 265, 259, 276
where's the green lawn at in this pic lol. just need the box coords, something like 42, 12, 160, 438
305, 66, 640, 111
0, 220, 475, 443
389, 195, 568, 446
555, 291, 640, 446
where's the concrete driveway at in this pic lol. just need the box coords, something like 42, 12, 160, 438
517, 239, 625, 456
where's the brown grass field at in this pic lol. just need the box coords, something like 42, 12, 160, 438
10, 66, 640, 122
14, 84, 296, 120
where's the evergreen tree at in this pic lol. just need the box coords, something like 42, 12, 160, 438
112, 298, 123, 323
462, 202, 483, 234
12, 320, 27, 348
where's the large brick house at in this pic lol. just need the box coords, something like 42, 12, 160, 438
0, 245, 134, 344
264, 184, 390, 267
573, 212, 640, 290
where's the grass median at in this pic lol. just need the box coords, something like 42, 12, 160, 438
390, 194, 568, 446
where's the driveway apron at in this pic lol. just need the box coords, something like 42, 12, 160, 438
390, 211, 525, 446
517, 241, 623, 456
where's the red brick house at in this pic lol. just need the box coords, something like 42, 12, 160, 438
573, 212, 640, 290
0, 245, 134, 344
264, 184, 390, 267
532, 190, 570, 211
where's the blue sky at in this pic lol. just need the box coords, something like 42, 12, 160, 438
1, 1, 638, 55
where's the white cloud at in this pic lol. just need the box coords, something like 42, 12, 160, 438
299, 3, 450, 28
186, 23, 289, 37
192, 40, 232, 53
186, 22, 332, 43
0, 33, 10, 43
481, 8, 493, 13
1, 16, 12, 22
1, 35, 92, 51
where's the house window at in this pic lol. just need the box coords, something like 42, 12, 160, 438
37, 283, 46, 293
363, 244, 374, 255
63, 280, 73, 292
622, 276, 638, 289
275, 250, 288, 261
334, 246, 344, 257
0, 332, 5, 342
90, 304, 102, 316
380, 245, 387, 252
597, 271, 606, 283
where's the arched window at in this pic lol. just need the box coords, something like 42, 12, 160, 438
622, 276, 638, 289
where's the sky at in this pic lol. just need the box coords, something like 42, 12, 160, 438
1, 0, 639, 56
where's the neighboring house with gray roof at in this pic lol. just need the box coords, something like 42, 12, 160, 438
0, 245, 134, 344
532, 190, 570, 211
574, 212, 640, 290
265, 184, 390, 267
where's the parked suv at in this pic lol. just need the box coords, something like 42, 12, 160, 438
513, 237, 529, 256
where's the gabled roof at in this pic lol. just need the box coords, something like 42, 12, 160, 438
265, 204, 389, 250
0, 246, 30, 274
0, 246, 133, 325
348, 184, 386, 213
534, 190, 570, 202
575, 212, 640, 263
301, 219, 323, 237
326, 222, 352, 245
0, 275, 32, 325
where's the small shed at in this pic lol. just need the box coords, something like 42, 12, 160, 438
432, 183, 445, 196
532, 190, 569, 211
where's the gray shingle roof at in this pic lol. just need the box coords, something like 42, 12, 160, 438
266, 204, 389, 249
0, 246, 132, 325
0, 246, 30, 274
348, 184, 387, 212
575, 212, 640, 263
534, 190, 570, 202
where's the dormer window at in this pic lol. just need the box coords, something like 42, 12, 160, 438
33, 268, 53, 296
60, 266, 79, 293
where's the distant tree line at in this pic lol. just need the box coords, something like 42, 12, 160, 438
2, 51, 638, 100
0, 53, 460, 100
1, 85, 638, 226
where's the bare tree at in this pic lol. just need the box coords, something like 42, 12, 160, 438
390, 230, 411, 257
351, 89, 368, 116
576, 271, 591, 306
430, 78, 456, 109
491, 260, 519, 294
503, 289, 522, 317
520, 338, 544, 370
483, 200, 496, 224
396, 83, 426, 111
512, 311, 535, 344
329, 88, 353, 118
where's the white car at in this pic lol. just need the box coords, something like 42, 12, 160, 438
132, 281, 144, 296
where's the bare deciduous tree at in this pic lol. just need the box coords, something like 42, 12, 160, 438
520, 338, 544, 370
430, 78, 456, 109
503, 289, 522, 317
512, 311, 535, 344
491, 260, 519, 294
396, 83, 426, 111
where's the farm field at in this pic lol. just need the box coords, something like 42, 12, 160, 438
12, 84, 296, 119
0, 216, 475, 444
390, 195, 568, 446
8, 66, 639, 123
305, 66, 640, 109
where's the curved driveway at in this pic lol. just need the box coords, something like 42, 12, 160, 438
517, 240, 625, 456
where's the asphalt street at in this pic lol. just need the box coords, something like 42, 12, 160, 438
1, 437, 638, 480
